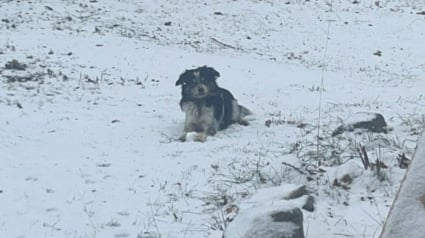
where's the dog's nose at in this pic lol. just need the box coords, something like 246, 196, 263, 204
198, 87, 204, 93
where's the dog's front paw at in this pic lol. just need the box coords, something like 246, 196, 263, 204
194, 132, 207, 142
238, 119, 249, 126
207, 128, 217, 136
178, 133, 187, 142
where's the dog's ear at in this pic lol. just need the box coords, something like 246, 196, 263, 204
176, 70, 190, 86
202, 66, 220, 80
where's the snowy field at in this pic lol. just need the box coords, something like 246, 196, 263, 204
1, 0, 424, 237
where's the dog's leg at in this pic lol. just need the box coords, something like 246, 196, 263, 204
178, 131, 188, 142
194, 126, 216, 142
207, 127, 217, 136
237, 119, 249, 126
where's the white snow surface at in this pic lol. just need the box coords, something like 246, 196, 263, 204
1, 1, 425, 238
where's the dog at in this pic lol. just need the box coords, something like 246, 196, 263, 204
175, 66, 251, 142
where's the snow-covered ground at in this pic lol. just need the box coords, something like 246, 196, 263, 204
1, 0, 424, 237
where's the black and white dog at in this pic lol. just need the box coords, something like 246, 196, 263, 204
176, 66, 251, 142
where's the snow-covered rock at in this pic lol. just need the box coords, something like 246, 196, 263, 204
332, 112, 388, 136
223, 185, 313, 238
333, 160, 364, 188
223, 206, 304, 238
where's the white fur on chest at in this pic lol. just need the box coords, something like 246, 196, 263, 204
181, 102, 218, 133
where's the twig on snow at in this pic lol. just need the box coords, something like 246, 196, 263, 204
281, 161, 306, 175
210, 37, 241, 50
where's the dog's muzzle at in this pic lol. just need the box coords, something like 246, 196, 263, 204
193, 84, 209, 97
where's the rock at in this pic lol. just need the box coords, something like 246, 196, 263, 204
332, 112, 388, 137
223, 184, 313, 238
223, 206, 304, 238
5, 59, 27, 70
302, 196, 315, 212
262, 184, 314, 212
286, 185, 308, 200
270, 209, 304, 238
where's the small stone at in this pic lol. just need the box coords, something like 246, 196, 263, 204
5, 59, 27, 70
373, 50, 382, 56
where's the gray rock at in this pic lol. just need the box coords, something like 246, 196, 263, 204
285, 185, 308, 200
223, 184, 312, 238
284, 185, 314, 212
332, 112, 388, 137
223, 207, 304, 238
5, 59, 27, 71
270, 209, 304, 238
249, 208, 304, 238
302, 196, 315, 212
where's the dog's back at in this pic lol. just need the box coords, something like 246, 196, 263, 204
214, 88, 250, 129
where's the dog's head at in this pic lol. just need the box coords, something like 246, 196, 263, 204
176, 66, 220, 99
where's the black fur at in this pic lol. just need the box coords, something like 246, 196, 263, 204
176, 66, 250, 142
